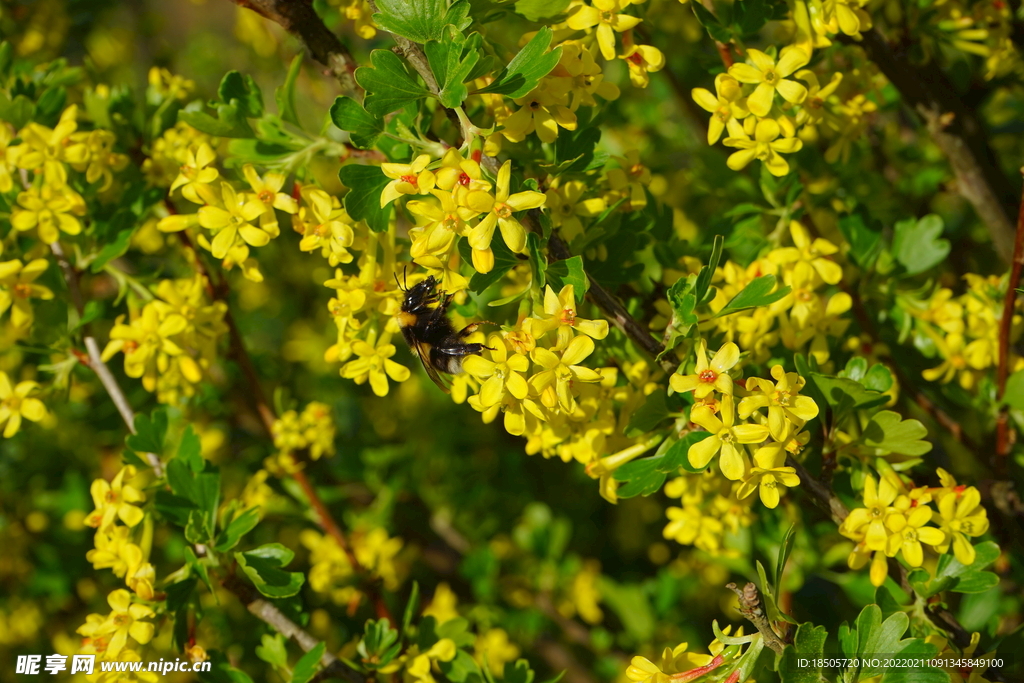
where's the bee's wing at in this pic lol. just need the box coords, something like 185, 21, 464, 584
411, 339, 451, 394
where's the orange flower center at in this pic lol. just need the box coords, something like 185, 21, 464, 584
627, 52, 645, 66
124, 340, 139, 355
104, 490, 120, 504
458, 172, 471, 186
699, 369, 718, 383
13, 283, 32, 298
400, 174, 417, 185
560, 307, 576, 326
494, 202, 513, 218
258, 189, 275, 204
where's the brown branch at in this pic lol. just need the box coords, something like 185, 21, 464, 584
227, 0, 361, 93
726, 582, 786, 654
844, 29, 1018, 263
223, 573, 365, 683
51, 242, 165, 477
995, 176, 1024, 473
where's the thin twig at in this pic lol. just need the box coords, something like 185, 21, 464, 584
843, 30, 1017, 263
223, 572, 365, 683
726, 582, 786, 654
51, 242, 164, 477
994, 174, 1024, 474
228, 0, 361, 93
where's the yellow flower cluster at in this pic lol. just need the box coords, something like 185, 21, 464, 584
79, 465, 157, 659
661, 469, 755, 553
300, 527, 406, 608
660, 221, 850, 369
671, 343, 818, 510
142, 121, 214, 188
102, 275, 228, 404
0, 370, 48, 438
157, 147, 297, 282
840, 468, 989, 587
906, 274, 1023, 391
269, 401, 336, 471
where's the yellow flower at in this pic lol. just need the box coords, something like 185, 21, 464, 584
692, 74, 749, 145
620, 44, 665, 88
687, 394, 769, 480
935, 487, 989, 565
840, 474, 901, 552
723, 119, 803, 176
65, 129, 130, 190
467, 160, 546, 260
795, 70, 843, 128
9, 104, 78, 186
544, 180, 606, 241
340, 333, 411, 396
769, 221, 842, 285
463, 334, 531, 409
501, 81, 578, 144
199, 182, 273, 258
895, 505, 945, 567
737, 365, 819, 441
422, 582, 459, 624
728, 47, 809, 117
553, 41, 620, 110
297, 188, 356, 265
567, 0, 643, 61
606, 150, 650, 210
736, 444, 800, 508
243, 163, 298, 233
101, 305, 189, 390
529, 334, 603, 413
86, 589, 155, 658
0, 371, 47, 438
380, 154, 436, 207
407, 190, 475, 259
85, 466, 147, 530
86, 526, 144, 578
11, 185, 86, 244
170, 143, 220, 204
474, 629, 520, 676
525, 284, 609, 341
669, 340, 740, 399
0, 259, 54, 329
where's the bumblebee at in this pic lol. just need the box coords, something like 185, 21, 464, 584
396, 273, 490, 393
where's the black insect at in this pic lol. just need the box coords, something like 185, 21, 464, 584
396, 272, 490, 393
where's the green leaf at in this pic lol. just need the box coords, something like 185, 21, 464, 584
127, 409, 168, 455
424, 27, 481, 109
880, 639, 946, 683
838, 213, 882, 269
515, 0, 571, 21
339, 164, 394, 233
235, 544, 305, 599
1003, 369, 1024, 410
256, 633, 289, 671
276, 54, 303, 126
291, 643, 325, 683
808, 373, 889, 419
438, 650, 482, 683
503, 660, 534, 683
402, 581, 420, 635
691, 2, 732, 43
478, 27, 562, 99
775, 524, 797, 594
695, 235, 724, 303
614, 457, 667, 498
892, 214, 950, 276
179, 100, 254, 138
599, 577, 655, 642
714, 274, 790, 317
545, 256, 587, 301
215, 507, 260, 552
527, 232, 546, 290
625, 391, 668, 437
659, 432, 711, 474
0, 93, 36, 129
355, 50, 431, 118
218, 71, 265, 118
330, 96, 384, 149
932, 541, 1001, 594
90, 228, 134, 273
778, 622, 827, 683
184, 546, 214, 593
861, 410, 932, 456
177, 425, 204, 472
373, 0, 472, 43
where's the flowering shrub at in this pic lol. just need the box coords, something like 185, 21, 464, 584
1, 1, 1023, 682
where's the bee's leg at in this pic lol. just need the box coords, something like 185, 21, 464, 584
457, 321, 497, 338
